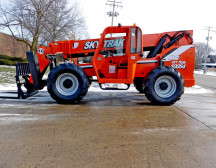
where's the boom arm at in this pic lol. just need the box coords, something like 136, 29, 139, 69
36, 29, 193, 73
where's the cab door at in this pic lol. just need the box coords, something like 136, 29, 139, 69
127, 27, 143, 83
93, 26, 142, 84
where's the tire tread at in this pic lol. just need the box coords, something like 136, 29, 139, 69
144, 66, 184, 105
47, 63, 89, 104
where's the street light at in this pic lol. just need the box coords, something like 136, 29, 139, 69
204, 26, 216, 74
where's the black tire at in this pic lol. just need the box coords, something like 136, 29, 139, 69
47, 63, 89, 104
133, 77, 145, 93
88, 76, 93, 88
144, 66, 184, 105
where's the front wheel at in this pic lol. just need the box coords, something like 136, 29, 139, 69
144, 66, 184, 105
47, 63, 89, 104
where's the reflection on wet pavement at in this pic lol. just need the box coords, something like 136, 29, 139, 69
0, 91, 216, 167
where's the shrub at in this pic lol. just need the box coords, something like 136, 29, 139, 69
0, 54, 27, 65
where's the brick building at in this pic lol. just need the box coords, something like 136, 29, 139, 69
0, 32, 30, 58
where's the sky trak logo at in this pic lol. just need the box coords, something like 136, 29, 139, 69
84, 39, 125, 50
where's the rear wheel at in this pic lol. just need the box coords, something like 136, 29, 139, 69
47, 63, 89, 104
144, 66, 184, 105
133, 77, 145, 93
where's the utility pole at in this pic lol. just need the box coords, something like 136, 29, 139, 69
106, 0, 123, 26
204, 26, 216, 74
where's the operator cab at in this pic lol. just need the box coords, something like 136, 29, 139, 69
93, 26, 143, 84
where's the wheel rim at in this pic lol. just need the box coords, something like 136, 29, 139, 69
154, 75, 177, 98
55, 73, 79, 96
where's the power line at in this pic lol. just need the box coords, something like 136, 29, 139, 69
106, 0, 123, 26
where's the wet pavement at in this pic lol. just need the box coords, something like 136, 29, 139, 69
194, 74, 216, 91
1, 88, 216, 168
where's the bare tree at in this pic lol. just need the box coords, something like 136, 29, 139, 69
195, 42, 215, 69
0, 0, 88, 53
0, 0, 54, 53
40, 0, 88, 45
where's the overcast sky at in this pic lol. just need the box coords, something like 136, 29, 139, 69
70, 0, 216, 50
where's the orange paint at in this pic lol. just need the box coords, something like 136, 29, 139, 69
35, 25, 195, 87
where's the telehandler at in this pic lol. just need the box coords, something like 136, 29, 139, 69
1, 24, 195, 105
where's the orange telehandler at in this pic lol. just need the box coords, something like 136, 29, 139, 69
1, 24, 195, 105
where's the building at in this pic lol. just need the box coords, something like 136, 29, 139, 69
0, 32, 30, 58
199, 55, 216, 68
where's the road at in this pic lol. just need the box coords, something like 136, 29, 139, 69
1, 83, 216, 168
194, 73, 216, 90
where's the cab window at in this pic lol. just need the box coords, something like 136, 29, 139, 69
130, 27, 142, 53
104, 33, 126, 56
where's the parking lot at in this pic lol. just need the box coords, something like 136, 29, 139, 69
1, 84, 216, 168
